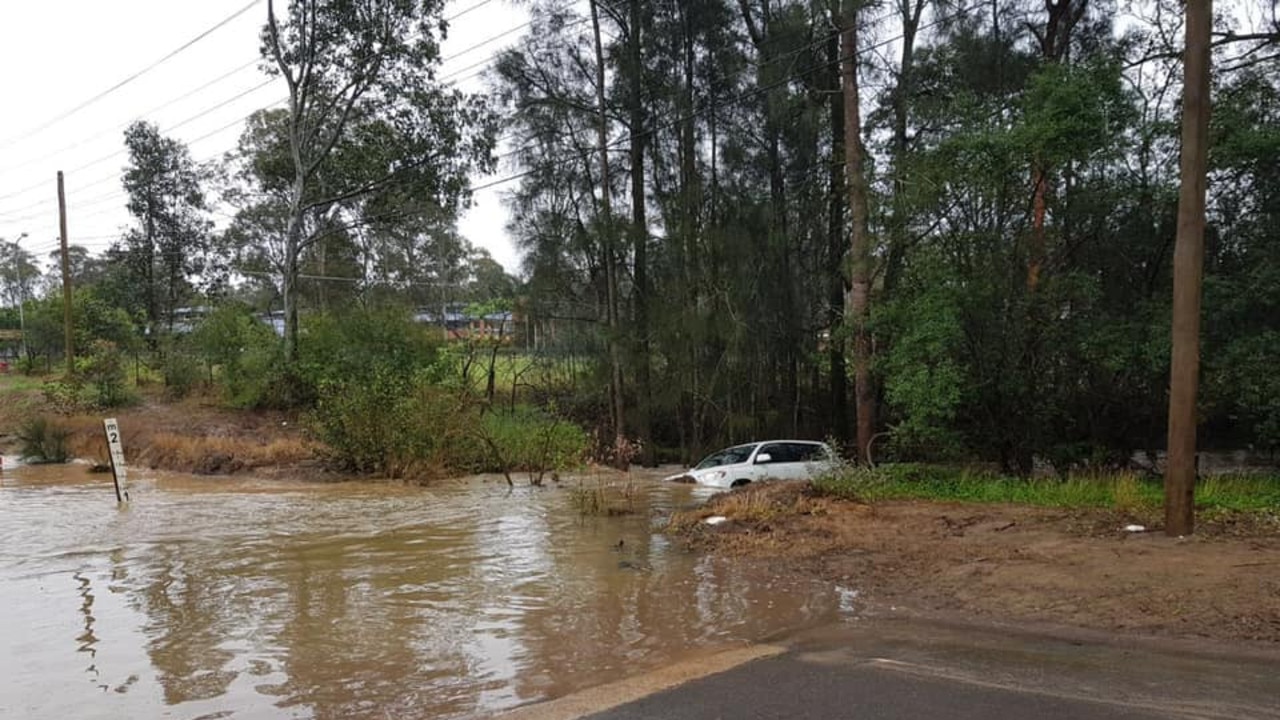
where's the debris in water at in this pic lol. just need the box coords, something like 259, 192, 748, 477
1124, 524, 1146, 533
704, 515, 728, 526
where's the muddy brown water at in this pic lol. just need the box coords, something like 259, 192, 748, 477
0, 463, 844, 719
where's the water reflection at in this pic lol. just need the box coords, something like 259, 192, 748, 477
0, 467, 838, 719
73, 571, 104, 690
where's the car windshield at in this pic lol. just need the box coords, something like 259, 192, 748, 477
694, 444, 759, 470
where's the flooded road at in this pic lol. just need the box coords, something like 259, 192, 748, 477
0, 464, 842, 719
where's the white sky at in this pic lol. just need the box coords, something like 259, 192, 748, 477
0, 0, 529, 274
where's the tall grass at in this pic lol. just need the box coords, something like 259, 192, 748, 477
812, 463, 1279, 513
17, 416, 72, 464
142, 433, 313, 474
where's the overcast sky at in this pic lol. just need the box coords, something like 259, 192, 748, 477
0, 0, 529, 273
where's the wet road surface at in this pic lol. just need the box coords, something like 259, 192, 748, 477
565, 619, 1280, 720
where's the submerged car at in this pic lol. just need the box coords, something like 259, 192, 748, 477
666, 440, 838, 488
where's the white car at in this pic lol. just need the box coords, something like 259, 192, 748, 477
665, 440, 838, 489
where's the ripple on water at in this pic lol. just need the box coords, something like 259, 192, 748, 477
0, 465, 840, 719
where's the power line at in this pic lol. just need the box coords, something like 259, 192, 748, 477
0, 58, 262, 180
0, 6, 540, 208
0, 0, 264, 150
0, 84, 284, 214
445, 0, 500, 22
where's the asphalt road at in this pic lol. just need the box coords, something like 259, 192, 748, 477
582, 652, 1171, 720
503, 617, 1280, 720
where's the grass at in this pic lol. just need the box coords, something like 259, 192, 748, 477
667, 482, 832, 532
140, 433, 313, 474
0, 373, 46, 394
567, 476, 637, 517
812, 463, 1280, 513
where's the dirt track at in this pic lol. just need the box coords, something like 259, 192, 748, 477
675, 483, 1280, 645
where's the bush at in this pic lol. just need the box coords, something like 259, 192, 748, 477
80, 340, 136, 408
161, 348, 203, 399
188, 304, 289, 408
311, 371, 416, 476
17, 416, 72, 463
42, 380, 86, 414
309, 373, 588, 481
478, 405, 588, 478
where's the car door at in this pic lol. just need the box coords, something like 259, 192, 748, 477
753, 442, 795, 480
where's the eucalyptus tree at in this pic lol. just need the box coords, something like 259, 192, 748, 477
258, 0, 496, 361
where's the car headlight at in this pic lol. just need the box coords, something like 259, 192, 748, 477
706, 470, 727, 481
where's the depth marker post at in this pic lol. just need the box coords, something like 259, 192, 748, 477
103, 418, 129, 503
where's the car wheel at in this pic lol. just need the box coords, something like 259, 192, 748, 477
730, 479, 751, 488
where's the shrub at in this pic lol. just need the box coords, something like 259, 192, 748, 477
478, 405, 589, 479
80, 340, 136, 408
188, 304, 290, 408
17, 416, 72, 463
811, 464, 892, 502
161, 348, 203, 399
311, 371, 415, 476
42, 380, 86, 414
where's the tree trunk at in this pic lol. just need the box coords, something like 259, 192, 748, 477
1165, 0, 1212, 537
884, 0, 924, 297
628, 0, 653, 466
825, 19, 849, 446
841, 4, 875, 464
589, 0, 627, 465
282, 207, 303, 363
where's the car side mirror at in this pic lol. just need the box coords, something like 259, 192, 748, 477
755, 453, 772, 464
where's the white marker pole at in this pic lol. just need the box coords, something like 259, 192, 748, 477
103, 418, 129, 503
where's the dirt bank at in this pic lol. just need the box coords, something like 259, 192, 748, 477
0, 380, 318, 478
673, 482, 1280, 645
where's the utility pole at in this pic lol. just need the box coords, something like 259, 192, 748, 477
58, 171, 74, 377
15, 232, 28, 360
1165, 0, 1212, 537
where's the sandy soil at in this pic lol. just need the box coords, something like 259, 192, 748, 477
674, 482, 1280, 645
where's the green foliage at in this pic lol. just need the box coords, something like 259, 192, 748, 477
310, 369, 586, 479
877, 278, 965, 457
311, 369, 424, 476
24, 288, 139, 368
17, 416, 71, 464
79, 340, 136, 408
814, 463, 1280, 514
480, 405, 588, 476
161, 348, 203, 399
41, 380, 85, 414
188, 303, 282, 407
297, 307, 441, 394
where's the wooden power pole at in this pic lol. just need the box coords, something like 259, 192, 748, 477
1165, 0, 1212, 536
57, 171, 74, 377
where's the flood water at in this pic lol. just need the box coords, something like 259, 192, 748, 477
0, 463, 843, 719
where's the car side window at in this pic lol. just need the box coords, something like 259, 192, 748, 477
756, 443, 786, 463
790, 443, 828, 461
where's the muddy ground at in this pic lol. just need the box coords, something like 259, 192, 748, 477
0, 381, 316, 477
673, 482, 1280, 645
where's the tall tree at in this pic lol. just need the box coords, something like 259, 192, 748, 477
0, 240, 39, 312
260, 0, 494, 361
588, 0, 628, 457
116, 120, 211, 336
